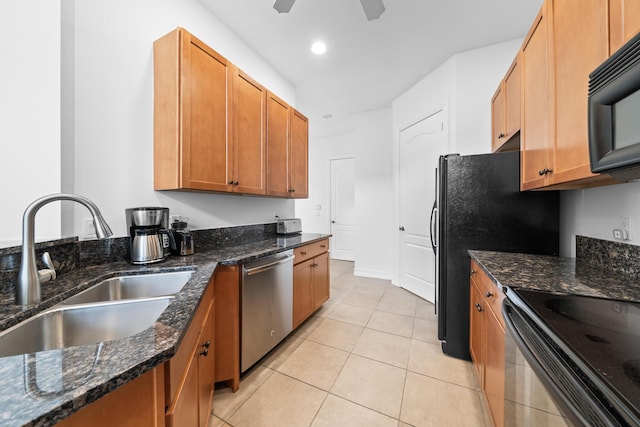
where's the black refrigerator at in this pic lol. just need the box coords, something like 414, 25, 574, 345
433, 151, 559, 361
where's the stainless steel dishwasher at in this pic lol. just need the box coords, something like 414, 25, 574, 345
241, 249, 294, 372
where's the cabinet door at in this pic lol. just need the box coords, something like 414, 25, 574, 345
198, 302, 215, 427
232, 68, 267, 195
293, 259, 313, 329
491, 84, 506, 152
610, 0, 640, 53
213, 266, 240, 392
56, 368, 164, 427
504, 58, 520, 139
266, 92, 291, 197
312, 252, 330, 310
551, 0, 608, 185
521, 6, 553, 190
166, 348, 200, 427
289, 108, 309, 198
469, 280, 484, 387
485, 308, 505, 427
180, 32, 231, 191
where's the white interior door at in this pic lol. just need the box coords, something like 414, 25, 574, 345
330, 157, 356, 261
399, 110, 447, 302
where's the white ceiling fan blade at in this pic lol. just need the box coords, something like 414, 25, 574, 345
360, 0, 385, 21
273, 0, 296, 13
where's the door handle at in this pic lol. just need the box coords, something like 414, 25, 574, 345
399, 226, 405, 231
243, 254, 295, 275
430, 200, 437, 254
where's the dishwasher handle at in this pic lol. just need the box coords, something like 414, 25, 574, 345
243, 253, 294, 276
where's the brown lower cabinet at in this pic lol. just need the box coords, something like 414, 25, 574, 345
56, 277, 215, 427
213, 265, 241, 392
469, 260, 505, 427
165, 277, 215, 427
293, 239, 330, 329
213, 241, 330, 392
55, 367, 165, 427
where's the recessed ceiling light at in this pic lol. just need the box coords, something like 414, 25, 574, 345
311, 41, 327, 55
323, 114, 332, 119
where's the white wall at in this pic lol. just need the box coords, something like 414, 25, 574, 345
353, 109, 394, 279
295, 108, 394, 279
0, 0, 62, 246
454, 39, 522, 155
560, 182, 640, 257
296, 133, 356, 234
71, 0, 297, 238
1, 0, 298, 247
392, 59, 456, 141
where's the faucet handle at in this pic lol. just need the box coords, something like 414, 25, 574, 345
38, 252, 57, 283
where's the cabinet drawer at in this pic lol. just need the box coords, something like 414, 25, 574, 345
294, 239, 329, 264
470, 260, 504, 328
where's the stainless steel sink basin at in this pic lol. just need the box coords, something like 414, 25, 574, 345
0, 297, 172, 358
62, 270, 193, 305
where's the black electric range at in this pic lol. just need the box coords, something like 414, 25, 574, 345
505, 287, 640, 426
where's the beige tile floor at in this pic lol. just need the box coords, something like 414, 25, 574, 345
210, 260, 491, 427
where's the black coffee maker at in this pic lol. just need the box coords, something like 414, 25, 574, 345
170, 215, 194, 256
125, 207, 171, 264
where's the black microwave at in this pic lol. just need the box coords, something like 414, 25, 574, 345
589, 31, 640, 181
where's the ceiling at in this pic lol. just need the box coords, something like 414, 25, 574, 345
199, 0, 543, 138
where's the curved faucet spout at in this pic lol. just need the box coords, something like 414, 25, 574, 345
17, 193, 113, 307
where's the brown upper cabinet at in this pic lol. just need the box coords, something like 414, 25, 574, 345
610, 0, 640, 52
520, 6, 552, 190
230, 68, 267, 195
266, 92, 309, 198
518, 0, 622, 190
153, 27, 308, 198
491, 56, 520, 152
266, 92, 290, 197
154, 27, 232, 192
290, 108, 309, 198
550, 0, 609, 186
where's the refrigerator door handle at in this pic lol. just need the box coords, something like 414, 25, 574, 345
430, 200, 437, 254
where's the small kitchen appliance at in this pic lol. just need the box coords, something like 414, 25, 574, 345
170, 215, 194, 256
125, 207, 171, 264
589, 30, 640, 181
276, 218, 302, 235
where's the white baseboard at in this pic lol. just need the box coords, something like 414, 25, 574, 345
353, 268, 394, 281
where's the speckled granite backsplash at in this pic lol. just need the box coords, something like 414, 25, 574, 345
576, 235, 640, 279
0, 222, 278, 295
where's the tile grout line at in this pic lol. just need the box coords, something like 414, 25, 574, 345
212, 261, 483, 426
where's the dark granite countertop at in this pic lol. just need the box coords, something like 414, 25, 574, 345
468, 249, 640, 302
0, 232, 329, 427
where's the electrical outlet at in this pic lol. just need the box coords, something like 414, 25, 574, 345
621, 217, 632, 240
613, 228, 630, 241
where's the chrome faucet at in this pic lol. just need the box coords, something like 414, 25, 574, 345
16, 193, 113, 306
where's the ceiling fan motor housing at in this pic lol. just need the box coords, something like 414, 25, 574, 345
273, 0, 385, 21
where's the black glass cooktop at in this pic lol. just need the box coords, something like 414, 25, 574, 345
511, 288, 640, 418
